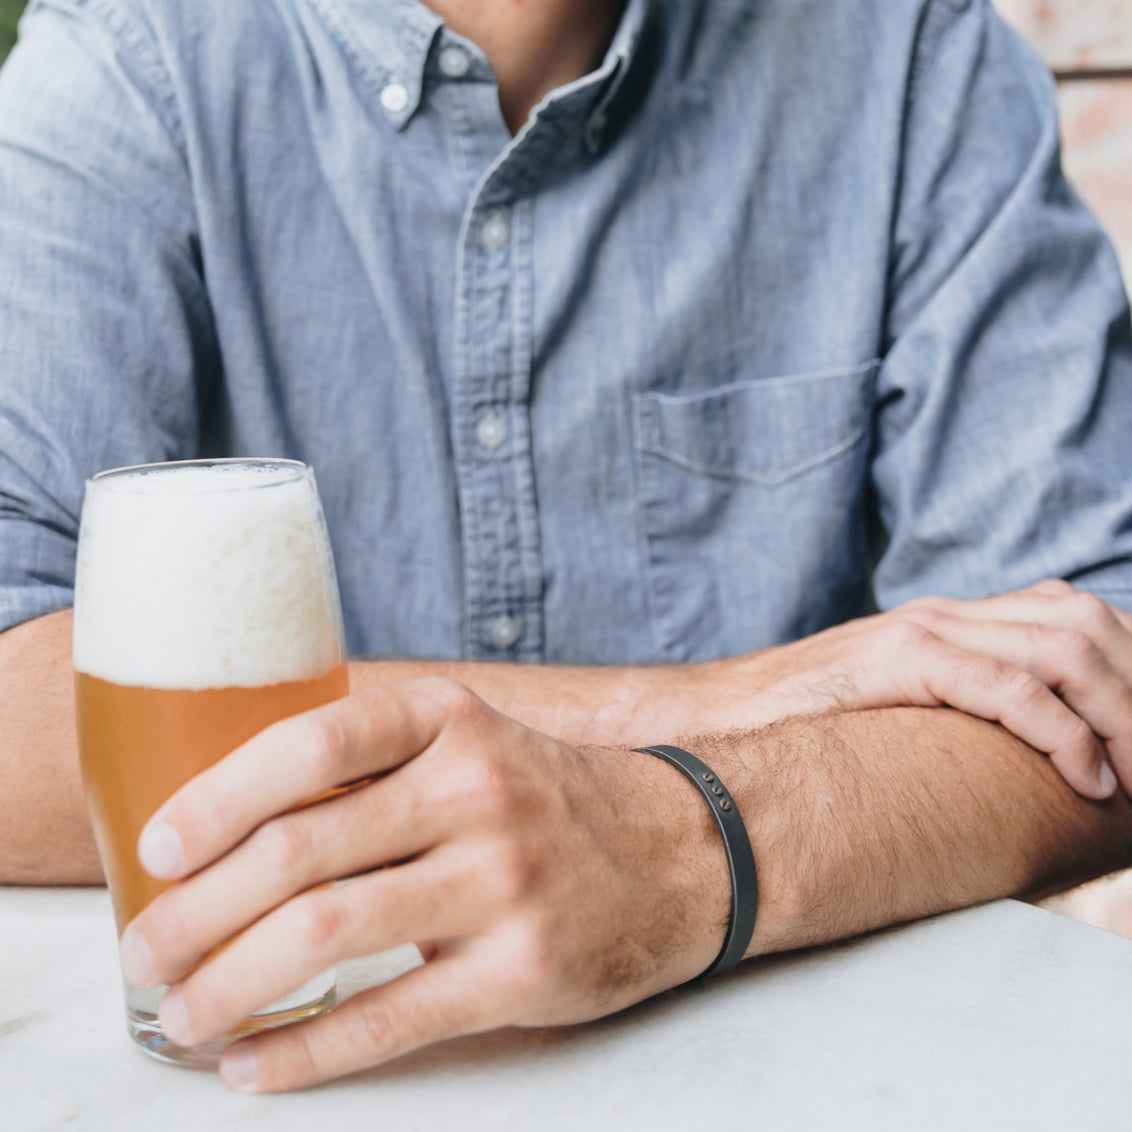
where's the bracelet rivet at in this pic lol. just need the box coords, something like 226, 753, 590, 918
711, 784, 724, 796
702, 773, 715, 783
720, 799, 733, 811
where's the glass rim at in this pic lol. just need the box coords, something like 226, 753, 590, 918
87, 457, 312, 494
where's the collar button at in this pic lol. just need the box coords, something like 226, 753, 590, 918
380, 82, 410, 115
439, 45, 471, 79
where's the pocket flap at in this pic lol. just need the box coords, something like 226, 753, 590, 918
634, 360, 880, 485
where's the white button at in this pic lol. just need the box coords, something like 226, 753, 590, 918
481, 212, 510, 253
380, 83, 409, 114
489, 614, 521, 650
439, 45, 471, 79
475, 410, 507, 451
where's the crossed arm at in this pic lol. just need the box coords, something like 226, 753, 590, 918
4, 583, 1132, 1091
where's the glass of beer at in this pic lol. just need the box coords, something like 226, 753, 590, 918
73, 458, 349, 1068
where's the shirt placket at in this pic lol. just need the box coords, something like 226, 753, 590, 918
450, 88, 610, 661
452, 184, 539, 660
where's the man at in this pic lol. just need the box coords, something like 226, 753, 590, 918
3, 0, 1132, 1093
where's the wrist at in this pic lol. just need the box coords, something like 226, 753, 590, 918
596, 743, 733, 985
635, 744, 759, 977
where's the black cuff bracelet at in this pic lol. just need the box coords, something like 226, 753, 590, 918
634, 744, 758, 979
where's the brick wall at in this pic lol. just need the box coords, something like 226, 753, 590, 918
995, 0, 1132, 287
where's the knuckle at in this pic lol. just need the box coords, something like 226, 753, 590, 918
1050, 715, 1100, 768
896, 596, 946, 618
879, 619, 937, 655
268, 1029, 323, 1091
259, 817, 315, 878
352, 997, 398, 1058
895, 603, 944, 632
293, 891, 350, 954
141, 894, 192, 980
419, 676, 483, 718
1067, 717, 1098, 760
1058, 628, 1102, 670
1068, 591, 1110, 631
454, 754, 517, 817
1003, 668, 1046, 708
481, 839, 538, 907
297, 709, 349, 779
512, 917, 563, 990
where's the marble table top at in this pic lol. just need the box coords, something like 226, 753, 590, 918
3, 887, 1132, 1130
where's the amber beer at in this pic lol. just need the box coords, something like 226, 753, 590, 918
73, 459, 349, 1067
76, 667, 349, 931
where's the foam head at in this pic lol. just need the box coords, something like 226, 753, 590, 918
73, 460, 345, 689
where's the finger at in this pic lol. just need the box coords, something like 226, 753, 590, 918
137, 677, 477, 879
1023, 582, 1132, 637
904, 589, 1132, 671
904, 615, 1132, 794
157, 849, 491, 1048
219, 948, 511, 1093
874, 626, 1113, 799
123, 762, 452, 987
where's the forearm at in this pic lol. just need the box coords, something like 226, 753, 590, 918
348, 654, 748, 746
693, 707, 1132, 957
5, 617, 739, 884
0, 610, 102, 884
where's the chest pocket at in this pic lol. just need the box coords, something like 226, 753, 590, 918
632, 360, 880, 660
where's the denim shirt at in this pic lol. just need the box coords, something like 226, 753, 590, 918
1, 0, 1131, 664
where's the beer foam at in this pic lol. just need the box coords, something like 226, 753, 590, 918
73, 462, 345, 689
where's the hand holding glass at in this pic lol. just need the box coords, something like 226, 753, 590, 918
73, 459, 349, 1067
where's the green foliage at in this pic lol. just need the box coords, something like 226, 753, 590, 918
0, 0, 27, 63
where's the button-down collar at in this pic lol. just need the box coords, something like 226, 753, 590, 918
315, 0, 654, 137
311, 0, 443, 129
586, 0, 653, 152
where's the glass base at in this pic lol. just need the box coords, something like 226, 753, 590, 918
125, 969, 336, 1068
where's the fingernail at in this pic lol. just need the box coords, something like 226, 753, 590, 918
119, 929, 156, 986
221, 1046, 260, 1092
139, 823, 184, 878
159, 988, 191, 1044
1098, 762, 1118, 798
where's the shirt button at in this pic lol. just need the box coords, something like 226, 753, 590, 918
380, 83, 409, 114
475, 410, 507, 451
481, 212, 510, 253
489, 614, 521, 650
439, 45, 471, 79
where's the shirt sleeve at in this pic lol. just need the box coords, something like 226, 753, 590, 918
872, 0, 1132, 617
0, 0, 218, 634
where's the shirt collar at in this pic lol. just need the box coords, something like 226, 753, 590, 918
314, 0, 654, 138
311, 0, 444, 128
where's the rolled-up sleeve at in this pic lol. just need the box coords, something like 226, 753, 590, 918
873, 0, 1132, 616
0, 0, 217, 633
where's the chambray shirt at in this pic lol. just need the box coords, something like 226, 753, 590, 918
1, 0, 1131, 664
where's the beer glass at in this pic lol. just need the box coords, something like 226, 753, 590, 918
73, 458, 348, 1067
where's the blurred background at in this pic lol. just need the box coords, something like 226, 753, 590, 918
997, 0, 1132, 285
0, 2, 20, 61
0, 1, 1130, 930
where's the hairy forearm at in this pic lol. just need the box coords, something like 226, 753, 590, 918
11, 618, 1131, 917
349, 655, 741, 745
694, 707, 1132, 957
0, 610, 102, 884
5, 622, 727, 884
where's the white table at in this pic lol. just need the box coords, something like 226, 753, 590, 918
3, 887, 1131, 1130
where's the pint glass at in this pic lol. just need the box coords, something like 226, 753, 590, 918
73, 458, 348, 1067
